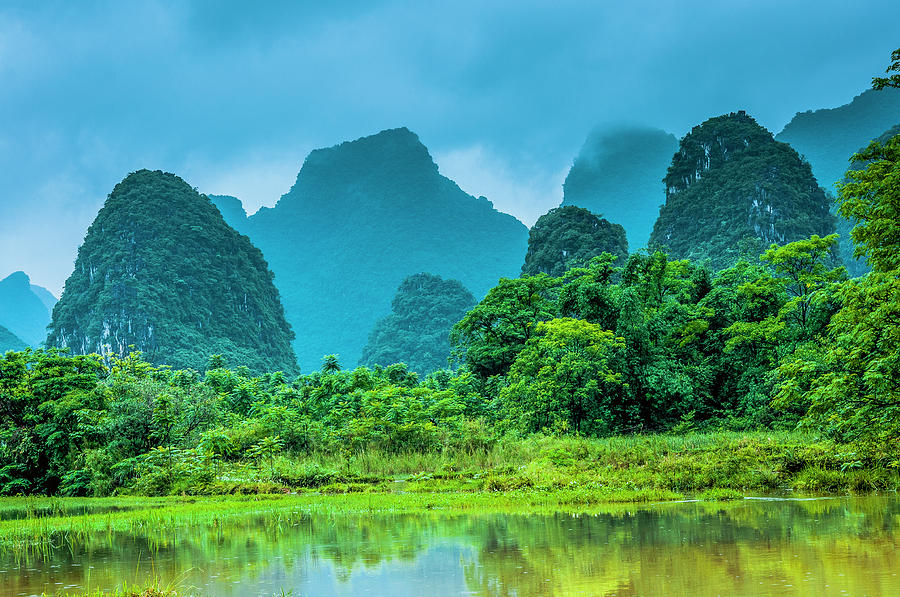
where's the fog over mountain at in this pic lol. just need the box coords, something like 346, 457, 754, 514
0, 1, 898, 293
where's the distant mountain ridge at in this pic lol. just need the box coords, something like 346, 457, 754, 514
225, 127, 530, 370
777, 87, 900, 192
776, 87, 900, 276
0, 323, 26, 353
0, 271, 56, 346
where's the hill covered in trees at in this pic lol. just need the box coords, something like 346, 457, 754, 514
650, 112, 835, 271
359, 273, 475, 374
522, 206, 628, 277
562, 126, 678, 250
228, 128, 529, 371
776, 88, 900, 192
0, 324, 25, 353
776, 88, 900, 276
0, 271, 56, 346
47, 170, 297, 373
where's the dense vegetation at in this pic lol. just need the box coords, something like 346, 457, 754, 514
3, 58, 899, 504
46, 170, 297, 374
651, 112, 835, 271
521, 206, 628, 277
359, 273, 475, 374
562, 126, 678, 249
0, 271, 55, 347
224, 128, 528, 370
4, 153, 898, 496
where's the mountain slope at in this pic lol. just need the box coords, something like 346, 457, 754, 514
0, 323, 26, 353
562, 126, 678, 249
522, 206, 628, 277
359, 273, 476, 374
243, 127, 529, 370
0, 271, 52, 346
776, 88, 900, 192
650, 111, 835, 270
47, 169, 297, 373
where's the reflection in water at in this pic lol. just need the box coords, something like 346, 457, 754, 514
2, 496, 899, 596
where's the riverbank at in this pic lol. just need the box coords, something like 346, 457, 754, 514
3, 431, 898, 554
132, 430, 900, 497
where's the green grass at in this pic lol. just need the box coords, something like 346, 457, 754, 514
4, 431, 897, 559
250, 430, 899, 495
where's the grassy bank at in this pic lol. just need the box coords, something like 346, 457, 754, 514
160, 430, 899, 496
3, 431, 897, 556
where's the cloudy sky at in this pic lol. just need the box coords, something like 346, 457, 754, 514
1, 0, 897, 294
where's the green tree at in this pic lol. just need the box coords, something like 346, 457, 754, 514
451, 275, 558, 378
247, 435, 284, 479
872, 48, 900, 90
776, 133, 900, 451
725, 235, 845, 354
499, 318, 624, 435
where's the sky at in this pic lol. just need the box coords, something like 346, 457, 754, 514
0, 0, 897, 295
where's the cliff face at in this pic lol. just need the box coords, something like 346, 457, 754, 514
650, 112, 835, 271
562, 126, 678, 250
0, 271, 54, 347
47, 170, 297, 373
242, 127, 529, 370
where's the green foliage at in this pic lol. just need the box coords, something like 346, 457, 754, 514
775, 133, 900, 453
500, 318, 625, 434
46, 169, 297, 375
838, 135, 900, 273
651, 112, 836, 271
521, 206, 628, 277
872, 48, 900, 90
360, 273, 476, 373
451, 275, 558, 378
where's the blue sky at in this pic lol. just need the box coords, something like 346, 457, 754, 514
1, 0, 897, 293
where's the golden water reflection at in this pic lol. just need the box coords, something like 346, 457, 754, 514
2, 495, 898, 596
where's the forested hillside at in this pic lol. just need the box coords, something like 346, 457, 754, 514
0, 271, 54, 346
650, 112, 835, 270
562, 126, 677, 249
237, 128, 529, 370
522, 206, 628, 277
47, 170, 297, 373
0, 323, 25, 353
359, 273, 475, 374
777, 88, 900, 192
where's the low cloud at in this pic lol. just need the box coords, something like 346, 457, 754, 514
434, 145, 568, 227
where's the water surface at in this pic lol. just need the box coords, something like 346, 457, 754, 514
2, 495, 898, 596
